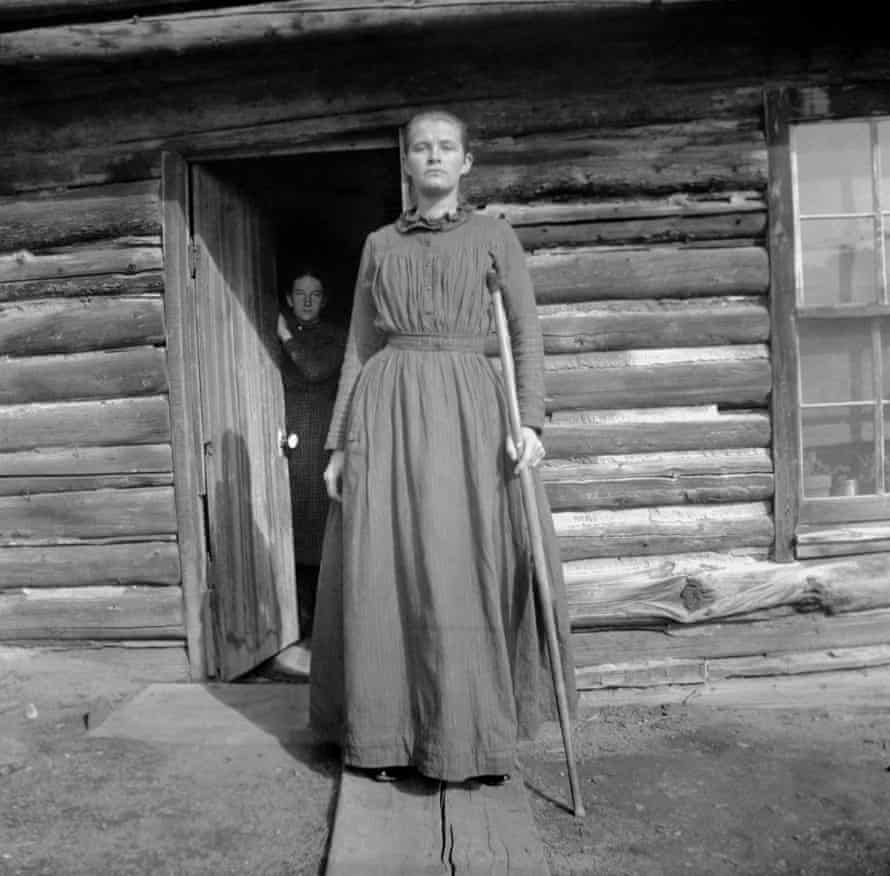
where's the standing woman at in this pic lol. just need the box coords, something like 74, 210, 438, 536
310, 110, 576, 783
277, 267, 346, 646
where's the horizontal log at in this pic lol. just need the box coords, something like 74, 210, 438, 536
0, 585, 184, 640
515, 210, 766, 250
574, 643, 890, 690
0, 541, 180, 588
543, 411, 771, 458
0, 295, 164, 357
545, 471, 773, 511
555, 501, 773, 560
0, 270, 164, 303
467, 121, 766, 202
0, 346, 167, 405
682, 552, 890, 620
0, 1, 678, 64
709, 644, 890, 680
568, 552, 890, 628
571, 608, 890, 665
0, 486, 176, 544
576, 656, 706, 690
0, 181, 160, 251
0, 395, 170, 451
529, 245, 769, 303
796, 522, 890, 560
543, 447, 773, 480
0, 641, 189, 685
0, 237, 162, 282
0, 472, 172, 495
485, 192, 767, 226
0, 80, 761, 193
538, 296, 769, 353
0, 443, 171, 476
544, 344, 771, 410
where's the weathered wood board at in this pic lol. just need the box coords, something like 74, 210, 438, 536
326, 769, 550, 876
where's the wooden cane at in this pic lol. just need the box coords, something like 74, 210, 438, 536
486, 258, 585, 818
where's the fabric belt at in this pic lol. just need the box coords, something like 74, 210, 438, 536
387, 333, 488, 353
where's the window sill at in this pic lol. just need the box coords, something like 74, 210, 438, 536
796, 521, 890, 559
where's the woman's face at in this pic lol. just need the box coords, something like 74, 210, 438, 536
404, 117, 472, 199
288, 274, 325, 323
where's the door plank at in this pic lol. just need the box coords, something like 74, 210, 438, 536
192, 165, 297, 679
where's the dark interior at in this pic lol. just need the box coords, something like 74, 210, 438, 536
210, 147, 404, 327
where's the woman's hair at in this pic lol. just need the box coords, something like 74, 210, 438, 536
404, 109, 471, 153
286, 263, 326, 295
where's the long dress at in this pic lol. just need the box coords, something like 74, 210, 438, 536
309, 206, 576, 782
280, 317, 346, 635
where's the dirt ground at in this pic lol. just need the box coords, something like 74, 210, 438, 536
2, 648, 890, 876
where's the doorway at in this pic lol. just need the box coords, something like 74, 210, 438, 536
169, 145, 403, 680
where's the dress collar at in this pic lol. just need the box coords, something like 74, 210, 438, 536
395, 202, 474, 233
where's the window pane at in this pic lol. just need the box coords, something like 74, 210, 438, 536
879, 120, 890, 206
802, 406, 877, 497
799, 218, 877, 306
796, 121, 872, 215
884, 320, 890, 400
799, 319, 874, 403
885, 404, 890, 491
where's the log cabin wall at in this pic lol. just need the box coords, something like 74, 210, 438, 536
2, 2, 890, 687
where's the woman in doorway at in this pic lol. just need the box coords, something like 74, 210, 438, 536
310, 110, 575, 783
277, 267, 346, 656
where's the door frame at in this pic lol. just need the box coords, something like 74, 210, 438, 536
162, 133, 401, 679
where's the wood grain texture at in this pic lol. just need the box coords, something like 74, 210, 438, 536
0, 270, 164, 303
0, 346, 167, 404
0, 486, 176, 544
0, 295, 165, 356
544, 408, 771, 457
529, 245, 769, 304
544, 344, 771, 410
0, 237, 162, 281
0, 541, 180, 588
538, 296, 769, 353
0, 444, 170, 477
161, 150, 207, 680
555, 501, 774, 560
0, 181, 159, 250
0, 396, 170, 452
0, 1, 710, 64
571, 608, 890, 666
0, 473, 172, 495
325, 769, 448, 876
0, 585, 184, 640
567, 553, 890, 626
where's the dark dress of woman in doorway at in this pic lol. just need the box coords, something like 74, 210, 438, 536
276, 267, 346, 641
309, 110, 576, 784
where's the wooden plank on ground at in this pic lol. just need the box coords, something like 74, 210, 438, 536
326, 769, 550, 876
325, 768, 448, 876
442, 779, 551, 876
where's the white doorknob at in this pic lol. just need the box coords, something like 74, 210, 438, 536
278, 429, 299, 454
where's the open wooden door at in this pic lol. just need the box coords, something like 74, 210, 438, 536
191, 164, 299, 680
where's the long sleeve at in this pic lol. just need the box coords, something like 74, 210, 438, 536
498, 221, 545, 432
324, 235, 386, 450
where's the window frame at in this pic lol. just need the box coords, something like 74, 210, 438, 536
765, 85, 890, 561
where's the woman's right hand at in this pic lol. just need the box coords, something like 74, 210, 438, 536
324, 450, 345, 502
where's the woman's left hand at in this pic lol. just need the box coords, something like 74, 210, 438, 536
505, 426, 546, 474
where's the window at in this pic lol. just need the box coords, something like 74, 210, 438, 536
766, 88, 890, 560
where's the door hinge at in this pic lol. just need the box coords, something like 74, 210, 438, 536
187, 239, 198, 279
